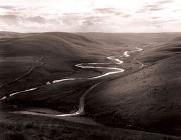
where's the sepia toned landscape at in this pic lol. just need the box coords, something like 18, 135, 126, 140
1, 0, 181, 139
0, 32, 181, 140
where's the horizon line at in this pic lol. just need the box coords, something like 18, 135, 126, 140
0, 30, 181, 34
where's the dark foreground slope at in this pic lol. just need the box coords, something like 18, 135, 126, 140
1, 112, 181, 140
86, 37, 181, 135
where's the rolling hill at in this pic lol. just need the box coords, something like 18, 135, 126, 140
0, 32, 107, 98
86, 36, 181, 135
1, 32, 181, 139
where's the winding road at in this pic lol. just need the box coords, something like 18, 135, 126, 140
0, 47, 144, 118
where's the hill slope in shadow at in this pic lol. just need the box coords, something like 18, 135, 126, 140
86, 37, 181, 135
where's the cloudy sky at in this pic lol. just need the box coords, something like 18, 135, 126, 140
0, 0, 181, 32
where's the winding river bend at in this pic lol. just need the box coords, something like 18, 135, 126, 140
0, 47, 144, 117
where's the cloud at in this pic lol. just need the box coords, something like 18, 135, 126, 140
0, 14, 19, 25
26, 16, 46, 24
151, 16, 161, 19
0, 14, 47, 25
136, 0, 173, 13
136, 4, 163, 13
122, 14, 131, 17
82, 20, 94, 26
94, 8, 131, 18
0, 0, 180, 32
83, 16, 104, 23
0, 5, 15, 10
157, 0, 173, 4
61, 13, 82, 25
75, 15, 111, 32
94, 8, 118, 14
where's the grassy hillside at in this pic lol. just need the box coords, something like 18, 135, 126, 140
0, 32, 150, 108
79, 32, 181, 48
0, 32, 108, 98
1, 32, 181, 139
86, 37, 181, 135
1, 112, 181, 140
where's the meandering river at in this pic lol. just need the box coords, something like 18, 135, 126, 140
0, 47, 144, 117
